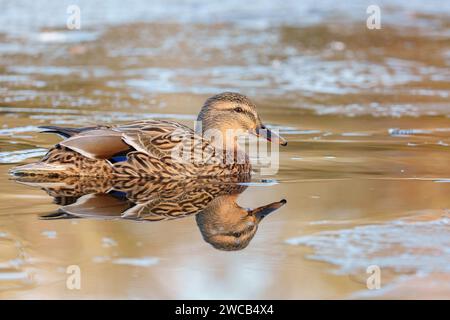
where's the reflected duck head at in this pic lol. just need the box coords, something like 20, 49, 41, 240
196, 195, 286, 251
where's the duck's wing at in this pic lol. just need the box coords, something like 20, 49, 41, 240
39, 125, 104, 138
59, 128, 131, 159
115, 120, 213, 159
112, 120, 223, 178
45, 120, 211, 160
40, 124, 131, 160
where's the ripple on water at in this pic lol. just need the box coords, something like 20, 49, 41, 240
302, 103, 450, 118
110, 56, 441, 97
239, 180, 279, 187
286, 211, 450, 275
41, 230, 57, 239
35, 31, 99, 44
101, 237, 118, 248
0, 234, 35, 291
92, 256, 160, 267
112, 257, 160, 267
389, 128, 433, 136
40, 112, 196, 126
0, 126, 41, 135
0, 148, 47, 164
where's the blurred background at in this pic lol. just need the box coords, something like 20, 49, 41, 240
0, 0, 449, 299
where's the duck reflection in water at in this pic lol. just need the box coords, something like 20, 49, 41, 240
16, 175, 286, 251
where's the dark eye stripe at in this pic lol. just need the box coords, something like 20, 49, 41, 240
230, 107, 256, 122
222, 224, 255, 238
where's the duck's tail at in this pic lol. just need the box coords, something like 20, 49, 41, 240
9, 162, 70, 178
9, 147, 114, 178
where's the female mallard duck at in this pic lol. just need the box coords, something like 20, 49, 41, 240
10, 92, 286, 179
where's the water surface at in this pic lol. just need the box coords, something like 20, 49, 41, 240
0, 0, 449, 299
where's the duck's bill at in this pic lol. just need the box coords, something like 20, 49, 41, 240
255, 126, 287, 146
251, 199, 287, 222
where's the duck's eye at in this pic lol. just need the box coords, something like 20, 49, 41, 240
234, 107, 244, 113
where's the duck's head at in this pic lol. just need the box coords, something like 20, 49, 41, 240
196, 92, 287, 148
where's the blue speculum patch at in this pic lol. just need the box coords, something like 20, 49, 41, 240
110, 155, 127, 163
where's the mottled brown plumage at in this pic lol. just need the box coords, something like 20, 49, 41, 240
10, 92, 286, 179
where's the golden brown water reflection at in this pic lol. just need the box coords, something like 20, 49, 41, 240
0, 1, 449, 299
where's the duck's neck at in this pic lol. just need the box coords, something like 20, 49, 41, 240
195, 122, 242, 152
201, 194, 246, 219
